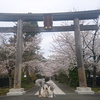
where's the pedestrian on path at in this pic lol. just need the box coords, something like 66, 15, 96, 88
35, 77, 49, 97
46, 81, 55, 98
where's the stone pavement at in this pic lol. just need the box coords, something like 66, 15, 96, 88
0, 80, 100, 100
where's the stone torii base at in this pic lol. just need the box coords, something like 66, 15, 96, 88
7, 88, 26, 96
75, 87, 94, 94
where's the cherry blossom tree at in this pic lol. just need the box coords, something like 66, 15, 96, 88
0, 33, 15, 88
0, 21, 43, 86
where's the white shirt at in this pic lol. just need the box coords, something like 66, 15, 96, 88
35, 78, 45, 87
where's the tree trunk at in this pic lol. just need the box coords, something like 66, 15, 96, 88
25, 65, 31, 83
8, 70, 13, 88
87, 70, 91, 86
92, 65, 96, 87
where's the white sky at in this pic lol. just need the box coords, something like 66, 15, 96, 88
0, 0, 100, 58
0, 0, 100, 13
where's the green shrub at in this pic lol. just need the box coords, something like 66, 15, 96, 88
68, 67, 79, 87
21, 72, 34, 89
21, 72, 27, 83
21, 82, 34, 90
30, 72, 37, 81
54, 74, 58, 81
57, 70, 69, 84
0, 88, 9, 96
58, 73, 68, 83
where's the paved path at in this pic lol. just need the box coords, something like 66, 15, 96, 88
0, 80, 100, 100
35, 80, 66, 95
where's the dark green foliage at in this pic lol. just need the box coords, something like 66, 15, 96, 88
58, 73, 68, 83
57, 70, 69, 84
0, 88, 9, 96
21, 72, 27, 83
35, 74, 44, 79
21, 72, 34, 89
68, 67, 79, 87
54, 74, 58, 81
23, 21, 39, 37
22, 21, 41, 62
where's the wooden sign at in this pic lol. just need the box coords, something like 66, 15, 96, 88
43, 14, 53, 29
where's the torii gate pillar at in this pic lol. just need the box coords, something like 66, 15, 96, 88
7, 20, 26, 96
74, 18, 94, 94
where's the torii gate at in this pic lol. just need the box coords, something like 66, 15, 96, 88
0, 10, 100, 95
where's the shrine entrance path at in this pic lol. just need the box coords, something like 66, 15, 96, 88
0, 80, 100, 100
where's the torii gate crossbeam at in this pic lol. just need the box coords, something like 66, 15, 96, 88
0, 9, 100, 21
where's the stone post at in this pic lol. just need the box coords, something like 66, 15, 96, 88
74, 18, 94, 94
7, 20, 26, 96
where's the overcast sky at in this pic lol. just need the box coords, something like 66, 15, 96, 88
0, 0, 100, 58
0, 0, 100, 13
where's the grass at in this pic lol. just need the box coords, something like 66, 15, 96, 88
92, 87, 100, 92
0, 88, 9, 96
21, 82, 34, 91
